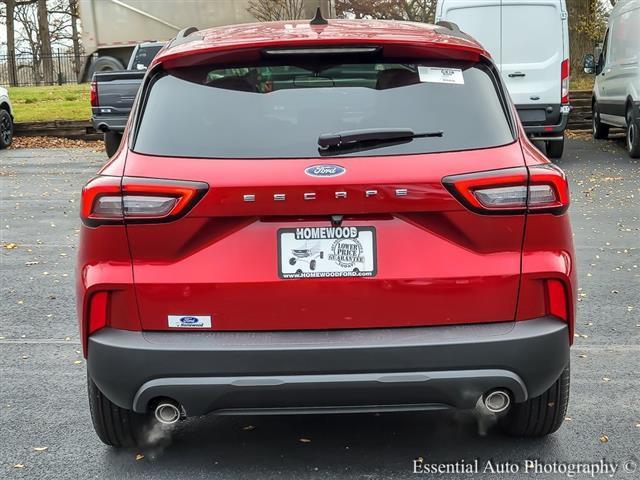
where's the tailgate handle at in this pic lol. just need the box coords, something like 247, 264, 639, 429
508, 72, 526, 78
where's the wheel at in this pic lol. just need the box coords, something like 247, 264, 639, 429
545, 137, 564, 159
87, 375, 150, 447
592, 101, 609, 139
87, 56, 124, 80
310, 259, 316, 270
499, 364, 570, 437
320, 252, 324, 259
0, 109, 13, 149
104, 131, 122, 157
289, 258, 296, 266
626, 107, 640, 158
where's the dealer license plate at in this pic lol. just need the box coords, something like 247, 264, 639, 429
278, 226, 377, 279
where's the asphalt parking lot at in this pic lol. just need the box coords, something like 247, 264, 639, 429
1, 137, 639, 479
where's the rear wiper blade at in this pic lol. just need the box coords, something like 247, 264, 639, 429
318, 128, 443, 150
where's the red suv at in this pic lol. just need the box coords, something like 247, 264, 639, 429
77, 16, 576, 447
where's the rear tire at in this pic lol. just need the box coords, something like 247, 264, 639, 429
88, 376, 149, 447
499, 364, 570, 437
87, 56, 125, 80
104, 131, 122, 157
592, 101, 609, 139
626, 107, 640, 158
0, 109, 13, 149
545, 137, 564, 159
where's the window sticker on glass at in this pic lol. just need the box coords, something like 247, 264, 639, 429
418, 67, 464, 85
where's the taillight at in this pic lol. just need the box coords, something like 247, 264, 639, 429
443, 165, 569, 214
561, 58, 570, 104
80, 176, 208, 226
90, 80, 98, 107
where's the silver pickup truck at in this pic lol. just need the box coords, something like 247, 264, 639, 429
91, 42, 163, 156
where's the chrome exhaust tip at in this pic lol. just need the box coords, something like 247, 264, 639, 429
483, 390, 511, 413
154, 402, 181, 425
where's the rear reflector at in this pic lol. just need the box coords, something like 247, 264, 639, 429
80, 176, 208, 226
88, 291, 108, 335
546, 279, 568, 322
443, 165, 569, 214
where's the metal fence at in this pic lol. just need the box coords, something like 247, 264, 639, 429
0, 53, 83, 87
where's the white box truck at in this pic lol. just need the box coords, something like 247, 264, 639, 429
78, 0, 331, 80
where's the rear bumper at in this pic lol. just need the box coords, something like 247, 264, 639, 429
87, 317, 569, 416
91, 113, 127, 132
517, 104, 570, 138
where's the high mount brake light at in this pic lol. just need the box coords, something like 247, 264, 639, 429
443, 165, 569, 215
80, 176, 208, 226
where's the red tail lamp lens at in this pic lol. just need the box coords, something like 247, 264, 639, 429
443, 165, 569, 214
80, 176, 208, 226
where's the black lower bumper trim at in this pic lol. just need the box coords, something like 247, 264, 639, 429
87, 317, 569, 416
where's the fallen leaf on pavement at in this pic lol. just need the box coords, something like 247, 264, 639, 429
4, 243, 18, 249
599, 435, 609, 444
33, 447, 48, 452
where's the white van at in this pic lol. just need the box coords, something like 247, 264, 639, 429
583, 0, 640, 158
436, 0, 570, 158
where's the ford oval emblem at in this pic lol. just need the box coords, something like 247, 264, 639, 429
305, 164, 346, 177
180, 316, 200, 324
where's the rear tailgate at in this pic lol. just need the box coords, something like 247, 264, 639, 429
123, 144, 526, 331
123, 49, 525, 331
92, 70, 144, 130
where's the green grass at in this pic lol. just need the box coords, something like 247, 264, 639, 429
571, 74, 595, 91
8, 84, 91, 123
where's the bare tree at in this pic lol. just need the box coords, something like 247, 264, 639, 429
69, 0, 81, 80
248, 0, 306, 22
37, 0, 53, 83
2, 0, 39, 86
3, 0, 18, 85
335, 0, 437, 23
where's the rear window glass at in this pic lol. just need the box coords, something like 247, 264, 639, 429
130, 45, 163, 70
134, 59, 514, 158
